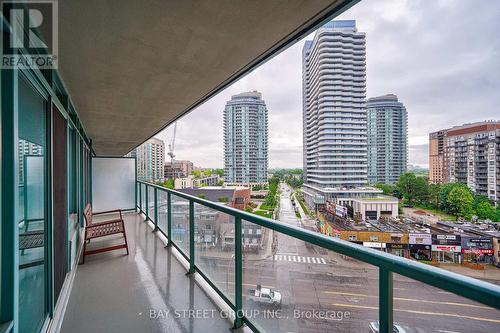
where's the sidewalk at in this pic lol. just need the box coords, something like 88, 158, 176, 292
292, 192, 315, 227
324, 251, 500, 283
439, 263, 500, 282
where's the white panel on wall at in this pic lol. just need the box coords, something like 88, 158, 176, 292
92, 157, 135, 212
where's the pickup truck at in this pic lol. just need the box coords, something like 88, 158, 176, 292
248, 284, 282, 307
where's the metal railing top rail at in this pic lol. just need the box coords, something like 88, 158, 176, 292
137, 180, 500, 310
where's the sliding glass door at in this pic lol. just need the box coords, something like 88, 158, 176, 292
17, 75, 49, 333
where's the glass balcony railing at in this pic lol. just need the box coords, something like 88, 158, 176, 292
137, 180, 500, 333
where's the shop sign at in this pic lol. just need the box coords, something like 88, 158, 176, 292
326, 200, 348, 218
462, 248, 494, 255
409, 244, 431, 250
387, 243, 407, 250
363, 242, 386, 248
409, 233, 432, 245
432, 245, 461, 252
469, 238, 492, 243
432, 234, 461, 246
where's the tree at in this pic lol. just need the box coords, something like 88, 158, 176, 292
439, 183, 455, 211
214, 168, 224, 177
396, 172, 418, 204
374, 183, 395, 196
413, 177, 430, 205
444, 184, 474, 218
428, 183, 441, 209
475, 201, 496, 220
161, 178, 174, 189
218, 196, 229, 203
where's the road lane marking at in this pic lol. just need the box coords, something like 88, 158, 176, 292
214, 281, 275, 289
324, 291, 491, 309
273, 255, 326, 265
330, 303, 500, 324
437, 330, 462, 333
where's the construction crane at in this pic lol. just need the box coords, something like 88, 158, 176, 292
168, 122, 177, 180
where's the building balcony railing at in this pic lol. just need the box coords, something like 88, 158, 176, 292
135, 180, 500, 333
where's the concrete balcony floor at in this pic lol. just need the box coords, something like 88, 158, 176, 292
61, 213, 232, 333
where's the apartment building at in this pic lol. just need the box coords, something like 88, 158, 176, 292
224, 91, 268, 185
429, 129, 448, 183
174, 174, 220, 189
134, 138, 165, 181
367, 94, 408, 184
164, 159, 194, 178
429, 121, 500, 204
445, 121, 500, 204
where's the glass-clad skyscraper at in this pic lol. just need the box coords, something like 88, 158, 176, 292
224, 91, 268, 185
367, 94, 408, 184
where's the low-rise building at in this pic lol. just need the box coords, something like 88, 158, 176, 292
174, 175, 220, 189
437, 221, 498, 265
319, 215, 411, 258
176, 186, 261, 252
177, 186, 250, 209
350, 196, 399, 221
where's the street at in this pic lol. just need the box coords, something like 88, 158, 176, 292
196, 183, 500, 332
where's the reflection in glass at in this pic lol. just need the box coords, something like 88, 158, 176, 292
18, 77, 48, 333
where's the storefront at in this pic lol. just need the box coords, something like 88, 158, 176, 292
409, 233, 432, 261
386, 243, 409, 258
461, 237, 494, 264
432, 234, 462, 263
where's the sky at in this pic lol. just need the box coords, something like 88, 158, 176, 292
155, 0, 500, 169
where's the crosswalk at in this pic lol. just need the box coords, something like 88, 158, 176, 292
273, 254, 327, 265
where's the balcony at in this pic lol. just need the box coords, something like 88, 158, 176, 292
61, 213, 233, 333
59, 181, 500, 333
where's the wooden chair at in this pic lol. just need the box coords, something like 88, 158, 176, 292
82, 204, 129, 264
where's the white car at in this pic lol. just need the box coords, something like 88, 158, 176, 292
369, 321, 406, 333
248, 284, 282, 307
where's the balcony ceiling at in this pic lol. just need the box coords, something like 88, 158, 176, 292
59, 0, 354, 156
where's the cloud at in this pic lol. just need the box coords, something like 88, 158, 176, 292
409, 144, 428, 168
156, 0, 500, 169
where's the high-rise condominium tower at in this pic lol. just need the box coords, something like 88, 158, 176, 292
224, 91, 268, 185
367, 94, 408, 184
302, 20, 368, 202
134, 137, 165, 181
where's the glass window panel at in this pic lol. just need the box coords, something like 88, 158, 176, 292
171, 194, 190, 257
393, 273, 500, 333
157, 189, 168, 233
194, 203, 235, 304
18, 76, 48, 333
242, 220, 377, 332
